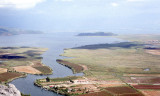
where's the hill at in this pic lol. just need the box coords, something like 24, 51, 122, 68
77, 32, 117, 36
0, 26, 43, 36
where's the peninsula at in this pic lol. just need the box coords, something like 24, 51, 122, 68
0, 47, 52, 83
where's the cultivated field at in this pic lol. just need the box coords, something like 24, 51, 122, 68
13, 66, 41, 74
0, 72, 24, 82
79, 91, 112, 96
0, 47, 52, 82
140, 90, 160, 96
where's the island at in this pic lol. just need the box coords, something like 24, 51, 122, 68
77, 32, 117, 36
35, 34, 160, 96
0, 26, 43, 36
0, 47, 52, 83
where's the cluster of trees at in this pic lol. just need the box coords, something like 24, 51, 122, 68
46, 77, 51, 82
21, 93, 31, 96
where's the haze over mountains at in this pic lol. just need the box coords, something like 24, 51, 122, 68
0, 26, 43, 36
0, 0, 159, 34
77, 32, 117, 36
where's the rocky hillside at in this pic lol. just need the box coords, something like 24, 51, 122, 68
0, 84, 21, 96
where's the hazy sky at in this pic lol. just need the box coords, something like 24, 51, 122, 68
0, 0, 159, 34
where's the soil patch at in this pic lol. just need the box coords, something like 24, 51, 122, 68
13, 66, 41, 74
105, 86, 139, 95
133, 85, 160, 89
123, 77, 160, 84
146, 49, 160, 55
0, 72, 23, 82
79, 91, 112, 96
140, 90, 160, 96
0, 68, 7, 73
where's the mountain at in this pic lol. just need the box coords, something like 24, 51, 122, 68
77, 32, 117, 36
0, 26, 43, 36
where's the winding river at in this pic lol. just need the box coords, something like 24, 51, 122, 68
0, 33, 123, 96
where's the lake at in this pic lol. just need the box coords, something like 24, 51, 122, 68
0, 33, 123, 96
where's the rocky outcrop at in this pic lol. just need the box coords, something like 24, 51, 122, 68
0, 84, 21, 96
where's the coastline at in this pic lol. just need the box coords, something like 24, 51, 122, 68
56, 59, 84, 74
0, 72, 27, 84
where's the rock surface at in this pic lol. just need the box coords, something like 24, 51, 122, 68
0, 84, 21, 96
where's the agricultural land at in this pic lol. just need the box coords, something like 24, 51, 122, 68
0, 47, 52, 83
35, 34, 160, 96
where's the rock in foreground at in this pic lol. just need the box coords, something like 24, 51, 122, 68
0, 84, 21, 96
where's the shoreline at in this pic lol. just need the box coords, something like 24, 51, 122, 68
0, 71, 27, 84
56, 59, 84, 74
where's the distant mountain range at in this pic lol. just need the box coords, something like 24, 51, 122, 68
0, 26, 43, 36
77, 32, 117, 36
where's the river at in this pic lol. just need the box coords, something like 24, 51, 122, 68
0, 33, 123, 96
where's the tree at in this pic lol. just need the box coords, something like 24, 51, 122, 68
46, 77, 50, 82
71, 89, 75, 92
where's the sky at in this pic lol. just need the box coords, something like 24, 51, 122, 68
0, 0, 159, 34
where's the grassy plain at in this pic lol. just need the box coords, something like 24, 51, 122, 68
60, 44, 160, 80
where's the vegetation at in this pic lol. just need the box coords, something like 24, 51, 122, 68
21, 93, 31, 96
46, 77, 51, 82
73, 42, 144, 49
49, 76, 79, 82
59, 42, 160, 80
33, 66, 52, 75
56, 59, 83, 73
38, 76, 79, 83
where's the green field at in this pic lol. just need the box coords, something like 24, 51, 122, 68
60, 42, 160, 80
